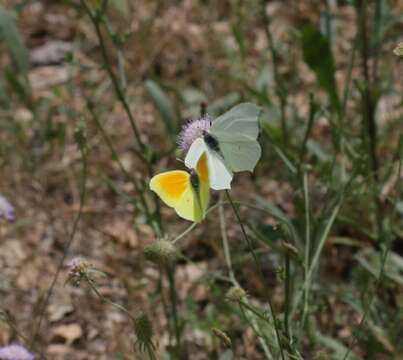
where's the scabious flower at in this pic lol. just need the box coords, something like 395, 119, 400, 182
0, 195, 15, 222
0, 344, 34, 360
177, 116, 211, 151
66, 257, 91, 287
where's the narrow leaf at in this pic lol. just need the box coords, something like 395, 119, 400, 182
145, 79, 177, 134
302, 24, 340, 113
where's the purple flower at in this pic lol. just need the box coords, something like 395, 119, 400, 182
0, 195, 15, 222
177, 116, 211, 152
0, 344, 34, 360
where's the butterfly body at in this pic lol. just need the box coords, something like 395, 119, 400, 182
185, 103, 262, 190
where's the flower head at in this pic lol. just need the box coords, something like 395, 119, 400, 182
0, 344, 34, 360
0, 195, 15, 222
66, 257, 91, 287
177, 116, 211, 151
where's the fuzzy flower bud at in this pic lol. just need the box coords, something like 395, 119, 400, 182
177, 116, 211, 151
211, 327, 232, 347
0, 344, 34, 360
134, 312, 155, 352
226, 286, 246, 303
0, 195, 15, 222
144, 240, 179, 265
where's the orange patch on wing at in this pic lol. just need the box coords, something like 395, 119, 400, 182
196, 153, 209, 183
155, 171, 188, 199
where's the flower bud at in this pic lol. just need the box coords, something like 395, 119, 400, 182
144, 240, 179, 265
226, 286, 246, 303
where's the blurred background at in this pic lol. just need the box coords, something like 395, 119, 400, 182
0, 0, 402, 359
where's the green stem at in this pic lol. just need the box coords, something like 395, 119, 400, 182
166, 264, 181, 358
31, 137, 87, 350
218, 194, 273, 359
80, 0, 147, 160
356, 0, 382, 239
260, 0, 288, 147
225, 191, 285, 360
284, 253, 291, 340
302, 170, 311, 328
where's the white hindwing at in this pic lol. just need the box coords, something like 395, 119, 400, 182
185, 138, 233, 190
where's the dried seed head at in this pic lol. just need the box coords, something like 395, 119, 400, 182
66, 257, 91, 287
226, 286, 246, 303
144, 240, 179, 265
134, 312, 155, 352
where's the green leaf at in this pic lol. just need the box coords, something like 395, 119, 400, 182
315, 331, 360, 360
301, 24, 340, 113
145, 79, 177, 134
0, 6, 29, 79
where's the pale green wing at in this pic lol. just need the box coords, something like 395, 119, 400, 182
209, 103, 261, 173
215, 133, 262, 172
210, 102, 261, 138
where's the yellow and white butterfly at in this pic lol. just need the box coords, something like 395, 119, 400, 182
184, 103, 261, 190
149, 154, 209, 223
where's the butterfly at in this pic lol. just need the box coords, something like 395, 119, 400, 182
184, 103, 261, 190
149, 154, 209, 223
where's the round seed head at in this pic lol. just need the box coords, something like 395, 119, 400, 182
144, 240, 179, 265
226, 286, 246, 303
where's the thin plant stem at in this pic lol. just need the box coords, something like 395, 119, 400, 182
87, 277, 158, 360
80, 0, 147, 161
284, 253, 291, 340
260, 0, 288, 147
342, 154, 402, 360
356, 0, 383, 239
218, 194, 273, 359
87, 278, 136, 322
218, 193, 236, 283
302, 169, 311, 328
166, 264, 181, 358
225, 190, 285, 360
87, 101, 162, 236
30, 139, 87, 351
